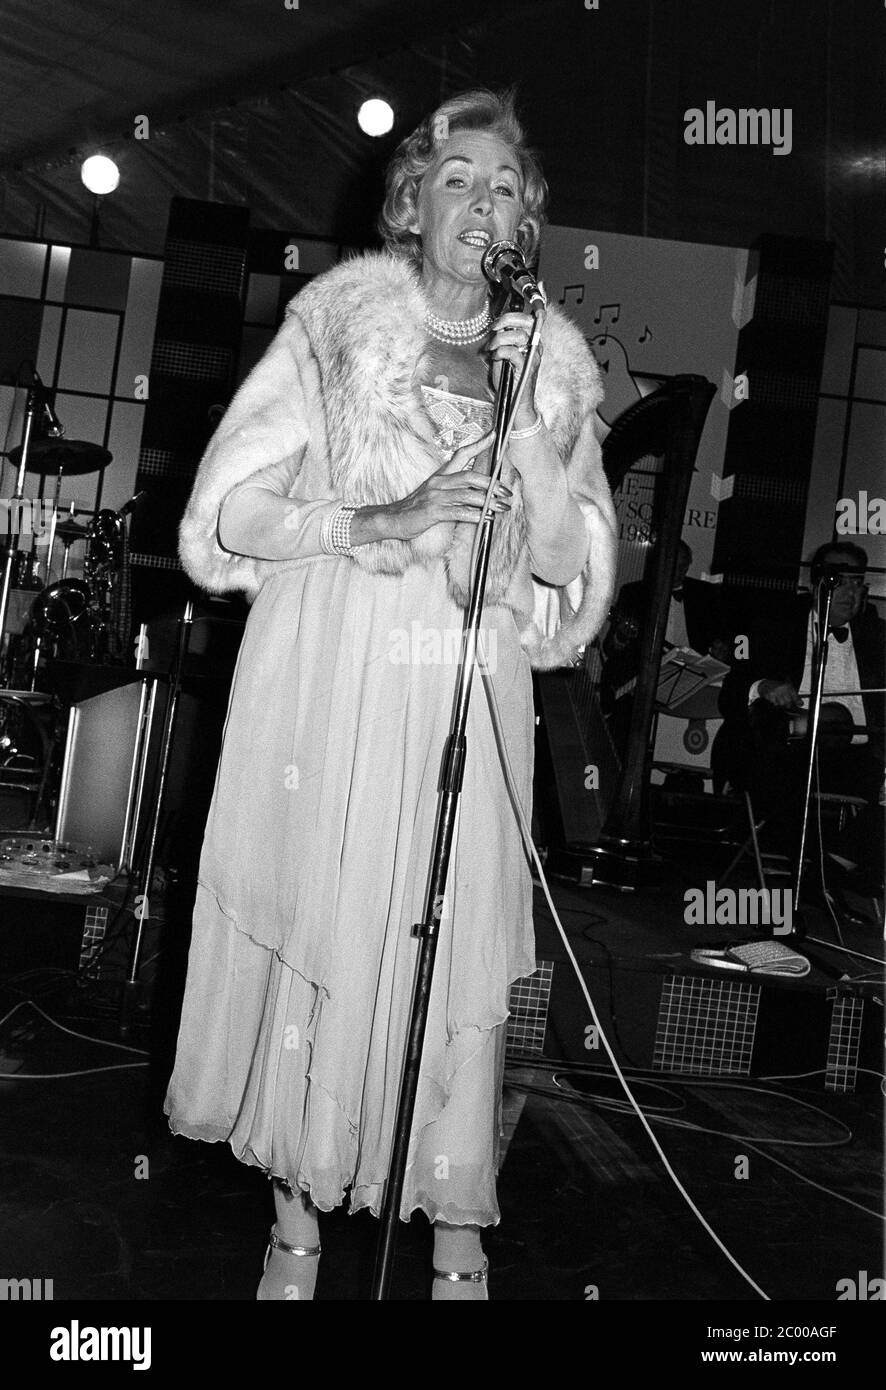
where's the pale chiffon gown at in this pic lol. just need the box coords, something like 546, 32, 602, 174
164, 385, 536, 1226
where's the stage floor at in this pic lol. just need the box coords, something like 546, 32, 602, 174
0, 851, 882, 1302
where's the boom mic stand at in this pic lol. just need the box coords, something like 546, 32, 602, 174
119, 599, 193, 1038
371, 286, 537, 1300
792, 573, 838, 934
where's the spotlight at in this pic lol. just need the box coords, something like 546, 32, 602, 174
80, 154, 120, 195
841, 153, 885, 177
357, 99, 394, 138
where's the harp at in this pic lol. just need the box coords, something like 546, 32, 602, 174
534, 373, 716, 889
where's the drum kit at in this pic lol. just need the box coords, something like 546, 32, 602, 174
0, 434, 134, 829
0, 438, 131, 680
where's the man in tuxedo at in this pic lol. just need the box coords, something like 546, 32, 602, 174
716, 541, 884, 892
605, 541, 725, 660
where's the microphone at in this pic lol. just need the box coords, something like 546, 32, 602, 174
40, 393, 65, 438
21, 361, 65, 437
815, 564, 849, 589
481, 240, 547, 311
119, 490, 146, 518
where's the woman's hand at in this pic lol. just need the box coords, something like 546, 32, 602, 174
384, 430, 512, 541
487, 307, 544, 428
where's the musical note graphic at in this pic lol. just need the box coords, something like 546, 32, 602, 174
590, 335, 641, 425
558, 283, 585, 305
592, 302, 620, 327
638, 324, 653, 344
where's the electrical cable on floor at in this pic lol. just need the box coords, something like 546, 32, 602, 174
0, 967, 72, 991
513, 1052, 886, 1093
547, 1074, 857, 1146
740, 1141, 883, 1220
760, 1065, 886, 1085
476, 633, 771, 1300
505, 1071, 882, 1220
0, 998, 150, 1081
0, 1063, 149, 1079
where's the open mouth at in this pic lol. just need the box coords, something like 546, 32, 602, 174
457, 229, 492, 249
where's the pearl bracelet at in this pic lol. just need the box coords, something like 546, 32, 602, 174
320, 504, 356, 556
509, 413, 544, 440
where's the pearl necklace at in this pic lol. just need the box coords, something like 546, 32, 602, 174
424, 303, 491, 345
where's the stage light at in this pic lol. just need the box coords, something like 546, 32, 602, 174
841, 153, 885, 177
357, 98, 394, 138
80, 154, 120, 195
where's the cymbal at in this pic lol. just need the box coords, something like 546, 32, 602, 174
55, 517, 92, 542
6, 439, 112, 475
0, 688, 52, 704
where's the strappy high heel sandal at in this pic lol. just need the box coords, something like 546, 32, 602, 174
256, 1225, 321, 1301
432, 1255, 489, 1298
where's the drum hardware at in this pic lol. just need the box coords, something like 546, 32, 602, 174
6, 439, 113, 475
55, 516, 92, 543
0, 368, 53, 688
12, 493, 138, 689
53, 510, 92, 582
0, 688, 58, 831
2, 440, 112, 593
21, 441, 111, 592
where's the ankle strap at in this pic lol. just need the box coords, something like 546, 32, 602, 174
433, 1257, 488, 1283
269, 1227, 321, 1258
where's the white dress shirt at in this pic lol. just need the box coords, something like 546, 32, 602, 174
665, 593, 690, 649
748, 613, 867, 745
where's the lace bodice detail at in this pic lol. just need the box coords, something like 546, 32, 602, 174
419, 384, 495, 459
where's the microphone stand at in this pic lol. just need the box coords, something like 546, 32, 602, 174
792, 577, 837, 931
0, 366, 65, 687
119, 599, 193, 1038
0, 384, 41, 686
371, 291, 529, 1300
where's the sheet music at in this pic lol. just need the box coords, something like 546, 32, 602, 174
655, 646, 730, 710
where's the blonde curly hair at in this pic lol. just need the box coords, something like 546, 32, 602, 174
378, 87, 548, 270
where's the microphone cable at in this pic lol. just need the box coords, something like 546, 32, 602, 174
455, 326, 772, 1298
476, 644, 770, 1300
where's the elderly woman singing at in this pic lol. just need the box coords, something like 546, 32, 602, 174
165, 87, 616, 1300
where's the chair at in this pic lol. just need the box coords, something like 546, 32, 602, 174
716, 787, 788, 893
717, 778, 882, 927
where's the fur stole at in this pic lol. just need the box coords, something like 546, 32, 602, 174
179, 250, 617, 670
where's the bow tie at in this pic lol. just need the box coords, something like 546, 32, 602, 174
830, 626, 849, 643
672, 591, 684, 604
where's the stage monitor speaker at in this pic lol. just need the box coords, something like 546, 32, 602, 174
54, 678, 167, 872
506, 951, 880, 1094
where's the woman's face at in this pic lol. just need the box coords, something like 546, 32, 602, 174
410, 129, 524, 287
